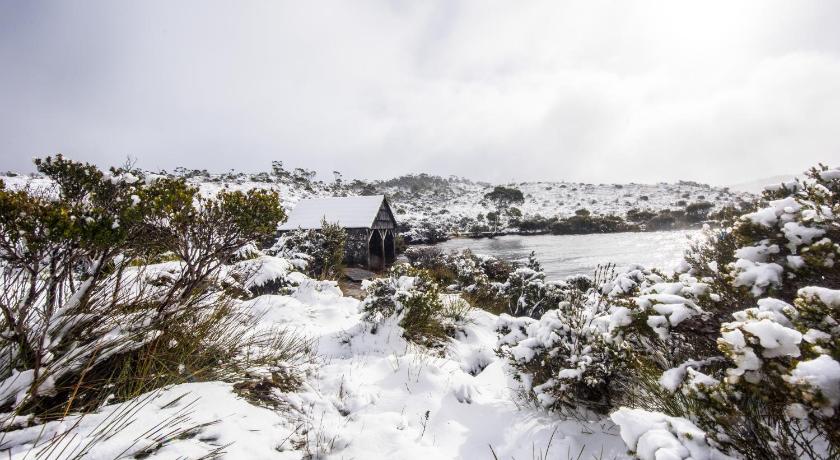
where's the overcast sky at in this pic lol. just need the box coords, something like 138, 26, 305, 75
1, 1, 838, 184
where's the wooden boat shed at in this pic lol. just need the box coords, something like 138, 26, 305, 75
277, 195, 398, 271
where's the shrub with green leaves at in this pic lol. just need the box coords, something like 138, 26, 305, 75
497, 265, 630, 416
403, 247, 519, 314
495, 165, 839, 459
500, 252, 568, 318
360, 266, 470, 348
604, 164, 840, 459
405, 247, 512, 287
403, 247, 581, 318
0, 155, 296, 422
276, 218, 346, 280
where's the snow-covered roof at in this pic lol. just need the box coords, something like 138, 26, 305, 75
278, 195, 388, 230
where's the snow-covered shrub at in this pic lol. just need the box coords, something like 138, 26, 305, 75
401, 220, 448, 244
728, 166, 838, 299
605, 266, 717, 362
497, 270, 629, 415
499, 252, 567, 318
607, 165, 840, 459
479, 254, 517, 283
275, 218, 346, 280
405, 248, 579, 318
0, 155, 299, 424
405, 247, 512, 288
230, 254, 300, 297
404, 246, 445, 268
404, 246, 459, 286
611, 408, 734, 460
360, 267, 468, 348
490, 165, 838, 458
404, 247, 514, 314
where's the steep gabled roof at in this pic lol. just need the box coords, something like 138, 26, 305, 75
278, 195, 389, 230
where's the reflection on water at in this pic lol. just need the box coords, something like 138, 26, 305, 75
430, 230, 700, 280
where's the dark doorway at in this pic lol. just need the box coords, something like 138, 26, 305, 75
368, 230, 384, 271
384, 231, 395, 264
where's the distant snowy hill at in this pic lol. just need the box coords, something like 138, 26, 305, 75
376, 177, 751, 236
1, 165, 754, 242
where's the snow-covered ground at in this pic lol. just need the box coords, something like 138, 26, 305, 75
257, 283, 627, 459
6, 271, 628, 459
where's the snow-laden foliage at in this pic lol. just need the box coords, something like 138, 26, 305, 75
670, 166, 840, 459
404, 246, 513, 288
0, 156, 308, 431
496, 276, 628, 415
230, 252, 303, 297
494, 164, 839, 459
497, 252, 568, 318
360, 266, 471, 348
495, 263, 706, 417
405, 246, 586, 319
604, 165, 840, 459
611, 408, 734, 460
404, 246, 516, 315
272, 218, 347, 280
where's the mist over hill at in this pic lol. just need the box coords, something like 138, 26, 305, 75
728, 174, 800, 194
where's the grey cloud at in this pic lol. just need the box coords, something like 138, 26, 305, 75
1, 0, 839, 184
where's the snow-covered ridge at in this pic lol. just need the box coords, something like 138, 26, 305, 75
1, 168, 754, 241
382, 178, 750, 225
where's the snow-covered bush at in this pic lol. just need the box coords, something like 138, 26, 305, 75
405, 247, 512, 288
404, 246, 445, 268
607, 165, 840, 459
401, 219, 449, 244
274, 218, 346, 280
611, 408, 733, 460
403, 247, 515, 314
360, 266, 469, 348
497, 267, 629, 415
493, 165, 838, 458
499, 252, 568, 318
230, 253, 301, 297
729, 166, 838, 299
604, 265, 718, 367
405, 248, 583, 318
0, 155, 305, 426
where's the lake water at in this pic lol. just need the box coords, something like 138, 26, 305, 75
430, 230, 700, 280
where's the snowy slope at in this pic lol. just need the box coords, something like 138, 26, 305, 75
378, 178, 753, 237
6, 273, 628, 459
242, 280, 628, 459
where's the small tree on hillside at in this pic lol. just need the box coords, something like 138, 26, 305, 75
486, 211, 499, 232
484, 186, 524, 234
